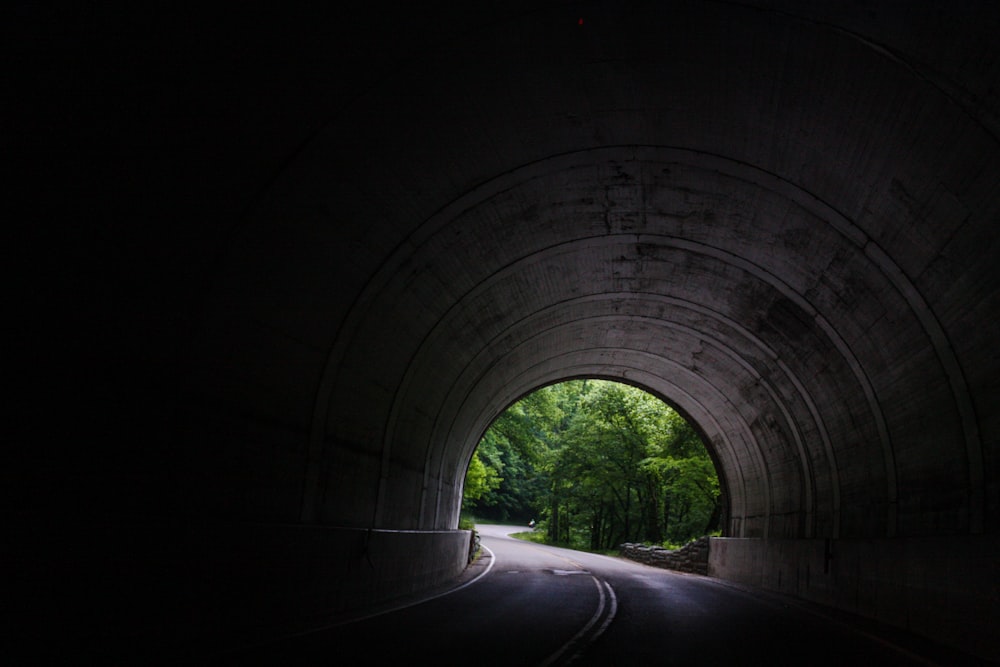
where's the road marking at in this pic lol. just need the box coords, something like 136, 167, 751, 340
538, 576, 617, 667
523, 542, 586, 570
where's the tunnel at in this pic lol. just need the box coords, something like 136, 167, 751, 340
9, 1, 999, 662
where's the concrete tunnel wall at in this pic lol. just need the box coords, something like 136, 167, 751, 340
8, 1, 999, 660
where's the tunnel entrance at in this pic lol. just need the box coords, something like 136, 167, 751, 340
463, 379, 723, 552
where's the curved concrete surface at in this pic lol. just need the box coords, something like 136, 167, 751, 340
8, 1, 998, 662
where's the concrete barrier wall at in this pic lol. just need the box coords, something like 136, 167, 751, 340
708, 536, 1000, 662
14, 521, 473, 660
177, 524, 473, 644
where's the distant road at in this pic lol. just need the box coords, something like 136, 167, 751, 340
205, 524, 985, 666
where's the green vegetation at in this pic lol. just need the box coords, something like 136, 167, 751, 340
463, 380, 722, 551
508, 530, 547, 545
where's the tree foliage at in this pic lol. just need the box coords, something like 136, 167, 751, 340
463, 379, 722, 550
463, 386, 560, 521
461, 450, 502, 510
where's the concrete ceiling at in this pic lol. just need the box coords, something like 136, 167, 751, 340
12, 2, 998, 544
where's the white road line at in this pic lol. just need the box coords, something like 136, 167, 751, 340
573, 579, 618, 660
593, 580, 618, 639
538, 576, 612, 667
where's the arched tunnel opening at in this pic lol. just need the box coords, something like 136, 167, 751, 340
9, 2, 998, 663
460, 378, 726, 550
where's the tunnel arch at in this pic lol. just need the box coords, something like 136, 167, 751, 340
98, 1, 994, 658
12, 0, 1000, 661
284, 143, 979, 542
454, 375, 738, 535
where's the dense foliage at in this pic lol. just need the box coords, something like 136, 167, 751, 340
463, 380, 722, 550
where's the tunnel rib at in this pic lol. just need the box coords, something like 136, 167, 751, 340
451, 349, 771, 537
392, 225, 863, 535
306, 146, 980, 536
427, 308, 818, 537
436, 291, 841, 536
369, 226, 874, 535
441, 359, 753, 536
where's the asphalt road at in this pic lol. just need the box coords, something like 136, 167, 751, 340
202, 525, 989, 666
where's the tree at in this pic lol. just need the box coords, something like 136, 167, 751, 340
461, 450, 501, 510
464, 379, 721, 550
462, 384, 563, 521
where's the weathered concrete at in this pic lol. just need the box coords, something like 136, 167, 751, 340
8, 0, 999, 662
709, 535, 1000, 662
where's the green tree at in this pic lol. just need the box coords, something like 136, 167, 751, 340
463, 384, 563, 521
464, 379, 721, 550
461, 450, 502, 510
641, 409, 721, 543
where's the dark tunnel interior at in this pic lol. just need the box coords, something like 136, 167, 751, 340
7, 2, 999, 662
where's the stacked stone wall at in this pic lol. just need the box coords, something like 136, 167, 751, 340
619, 536, 710, 574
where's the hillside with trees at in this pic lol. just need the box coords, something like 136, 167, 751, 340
463, 380, 721, 550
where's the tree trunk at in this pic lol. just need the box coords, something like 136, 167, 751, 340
590, 506, 602, 550
663, 492, 671, 539
704, 496, 722, 534
645, 477, 662, 543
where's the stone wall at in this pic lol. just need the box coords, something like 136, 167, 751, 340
619, 536, 710, 574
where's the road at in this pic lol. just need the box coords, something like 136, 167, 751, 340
201, 525, 987, 666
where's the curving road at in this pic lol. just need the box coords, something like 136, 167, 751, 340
203, 525, 985, 666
